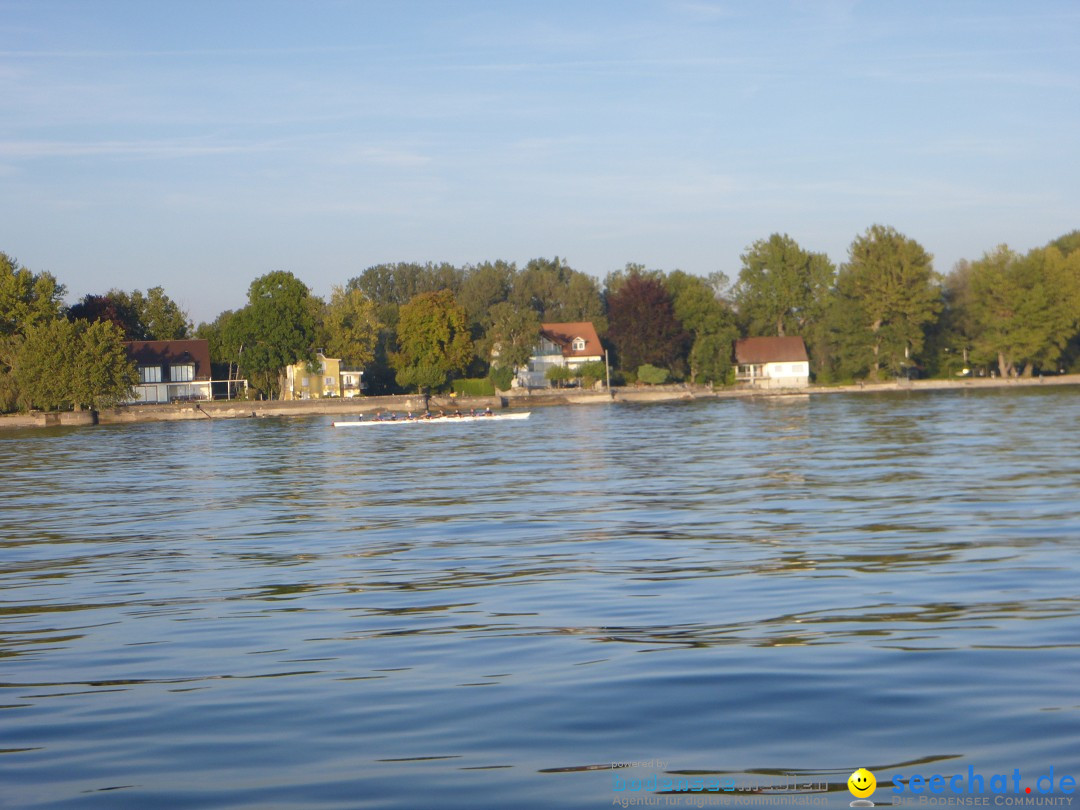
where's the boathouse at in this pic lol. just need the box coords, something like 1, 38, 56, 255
734, 336, 810, 388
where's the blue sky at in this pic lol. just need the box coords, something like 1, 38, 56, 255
2, 0, 1078, 323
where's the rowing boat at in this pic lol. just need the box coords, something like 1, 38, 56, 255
332, 412, 530, 427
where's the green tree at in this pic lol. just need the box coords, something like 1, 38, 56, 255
14, 319, 136, 411
391, 290, 473, 392
545, 364, 574, 388
195, 310, 239, 365
320, 285, 381, 368
128, 286, 191, 340
666, 270, 738, 384
923, 259, 979, 377
0, 252, 66, 336
0, 335, 22, 412
346, 262, 464, 395
510, 257, 568, 318
557, 270, 607, 332
1049, 230, 1080, 257
968, 245, 1080, 376
0, 253, 67, 411
829, 225, 941, 380
459, 260, 516, 333
484, 301, 541, 372
576, 360, 608, 388
508, 257, 605, 329
734, 234, 834, 339
230, 271, 318, 398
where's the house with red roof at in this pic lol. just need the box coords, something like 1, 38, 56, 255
734, 336, 810, 388
516, 322, 605, 388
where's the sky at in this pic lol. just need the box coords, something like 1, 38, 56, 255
2, 0, 1078, 324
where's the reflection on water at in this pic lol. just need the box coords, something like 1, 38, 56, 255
1, 388, 1079, 808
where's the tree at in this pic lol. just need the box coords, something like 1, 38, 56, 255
606, 268, 689, 373
1049, 230, 1080, 257
0, 335, 21, 412
391, 290, 473, 392
557, 270, 607, 332
968, 245, 1080, 376
195, 310, 239, 365
923, 259, 979, 377
320, 285, 380, 368
508, 257, 606, 329
484, 301, 541, 372
666, 270, 738, 384
545, 364, 574, 388
829, 225, 941, 380
459, 260, 516, 333
230, 271, 318, 397
1, 253, 66, 412
67, 287, 190, 340
510, 257, 568, 319
734, 234, 834, 339
67, 293, 141, 338
0, 252, 66, 336
130, 286, 191, 340
346, 262, 465, 395
577, 360, 607, 388
14, 319, 136, 411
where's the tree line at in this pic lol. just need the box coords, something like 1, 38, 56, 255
2, 225, 1079, 411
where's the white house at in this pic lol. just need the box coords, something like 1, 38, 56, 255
734, 336, 810, 388
516, 322, 604, 388
124, 340, 214, 403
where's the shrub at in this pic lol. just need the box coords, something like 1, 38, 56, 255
636, 364, 669, 385
488, 365, 514, 392
452, 377, 495, 397
577, 360, 607, 388
545, 365, 574, 388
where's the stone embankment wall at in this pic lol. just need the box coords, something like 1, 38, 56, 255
2, 374, 1077, 431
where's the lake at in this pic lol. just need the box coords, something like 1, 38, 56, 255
2, 388, 1079, 809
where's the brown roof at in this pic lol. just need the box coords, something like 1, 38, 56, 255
540, 322, 604, 359
734, 336, 808, 364
124, 339, 212, 380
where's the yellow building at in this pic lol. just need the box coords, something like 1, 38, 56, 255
283, 353, 345, 400
282, 353, 365, 399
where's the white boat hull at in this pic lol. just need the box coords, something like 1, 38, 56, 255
332, 412, 530, 427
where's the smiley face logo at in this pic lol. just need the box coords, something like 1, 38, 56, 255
848, 768, 877, 798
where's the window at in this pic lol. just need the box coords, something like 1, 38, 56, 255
325, 377, 335, 387
572, 337, 586, 351
301, 377, 309, 387
170, 363, 194, 382
139, 366, 161, 383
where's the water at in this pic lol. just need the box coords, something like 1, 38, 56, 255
2, 389, 1079, 809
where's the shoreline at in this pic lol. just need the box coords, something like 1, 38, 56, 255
2, 373, 1078, 431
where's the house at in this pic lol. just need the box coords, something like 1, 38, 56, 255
125, 339, 214, 403
734, 336, 810, 388
515, 322, 604, 388
282, 352, 364, 400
